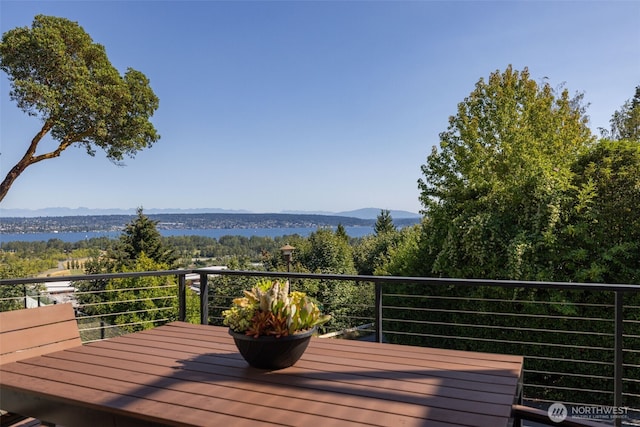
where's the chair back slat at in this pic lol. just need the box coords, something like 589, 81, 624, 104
0, 304, 82, 364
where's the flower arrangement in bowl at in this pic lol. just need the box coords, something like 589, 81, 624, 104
222, 279, 331, 369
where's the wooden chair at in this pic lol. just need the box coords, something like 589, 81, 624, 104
0, 304, 82, 426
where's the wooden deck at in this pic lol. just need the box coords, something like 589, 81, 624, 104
0, 322, 523, 427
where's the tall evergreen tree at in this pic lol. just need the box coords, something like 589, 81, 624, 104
335, 224, 349, 242
374, 209, 396, 235
76, 208, 179, 334
112, 208, 177, 268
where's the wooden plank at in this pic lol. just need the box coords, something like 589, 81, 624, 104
0, 340, 84, 365
311, 334, 524, 363
306, 341, 522, 376
0, 304, 76, 333
0, 304, 81, 364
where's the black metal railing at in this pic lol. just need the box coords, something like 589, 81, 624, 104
1, 268, 638, 424
0, 270, 190, 341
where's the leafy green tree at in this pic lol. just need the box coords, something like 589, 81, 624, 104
102, 254, 177, 332
377, 224, 422, 277
385, 68, 638, 405
416, 65, 594, 280
0, 15, 160, 202
75, 209, 177, 334
374, 209, 396, 235
208, 257, 266, 325
298, 228, 356, 275
560, 139, 640, 283
353, 210, 401, 276
353, 231, 405, 276
295, 229, 372, 330
0, 253, 44, 311
608, 86, 640, 142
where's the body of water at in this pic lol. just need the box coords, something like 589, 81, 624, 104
1, 226, 375, 243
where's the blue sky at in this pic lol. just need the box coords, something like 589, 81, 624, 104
1, 1, 638, 215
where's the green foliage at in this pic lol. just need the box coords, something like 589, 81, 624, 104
387, 66, 640, 407
207, 262, 265, 324
0, 243, 70, 310
0, 253, 32, 310
335, 224, 349, 242
352, 210, 404, 277
166, 233, 299, 267
294, 228, 373, 331
75, 253, 176, 333
379, 224, 423, 277
297, 228, 356, 275
608, 86, 640, 142
179, 279, 201, 325
74, 209, 179, 332
417, 65, 594, 280
111, 208, 177, 268
374, 209, 396, 235
559, 139, 640, 283
0, 15, 160, 202
354, 229, 400, 276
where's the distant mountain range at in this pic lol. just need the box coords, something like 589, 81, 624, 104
282, 208, 420, 219
0, 207, 420, 220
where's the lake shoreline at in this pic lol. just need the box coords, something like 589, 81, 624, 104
1, 226, 376, 243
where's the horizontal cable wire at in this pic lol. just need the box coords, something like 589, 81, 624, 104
384, 292, 615, 309
381, 317, 614, 338
382, 304, 613, 323
383, 329, 615, 352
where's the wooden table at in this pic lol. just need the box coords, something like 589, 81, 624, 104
0, 322, 523, 427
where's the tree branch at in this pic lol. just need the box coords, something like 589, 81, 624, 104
0, 120, 90, 203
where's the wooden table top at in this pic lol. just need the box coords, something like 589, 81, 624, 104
0, 322, 523, 427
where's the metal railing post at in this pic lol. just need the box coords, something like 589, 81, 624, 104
614, 290, 624, 427
199, 273, 209, 325
375, 282, 383, 343
178, 273, 186, 322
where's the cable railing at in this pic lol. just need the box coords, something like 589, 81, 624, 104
1, 268, 638, 423
0, 270, 188, 342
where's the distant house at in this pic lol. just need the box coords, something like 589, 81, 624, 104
186, 266, 228, 295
